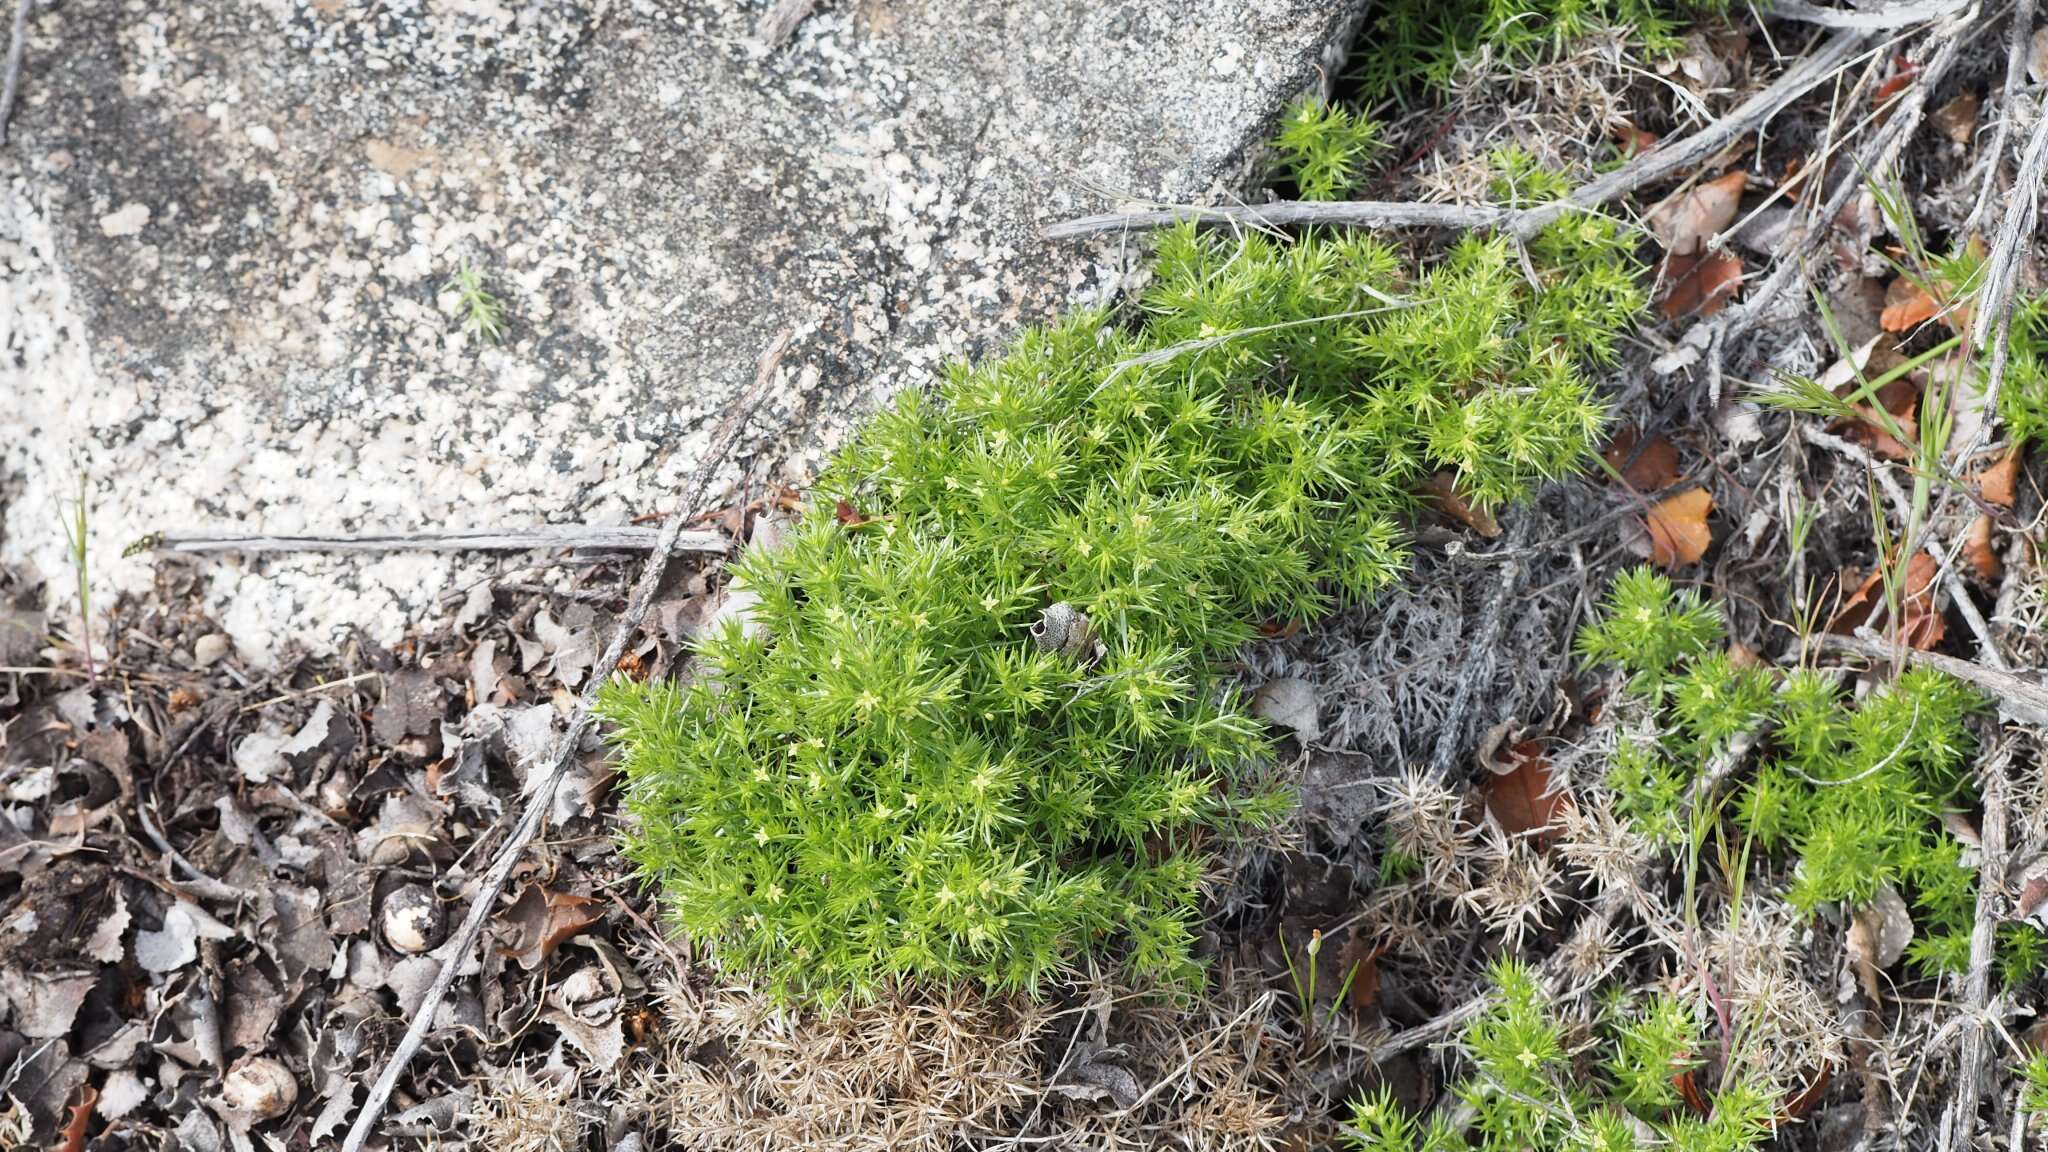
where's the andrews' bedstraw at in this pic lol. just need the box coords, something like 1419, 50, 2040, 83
1345, 960, 1776, 1152
1579, 569, 2044, 978
600, 211, 1644, 1004
1272, 96, 1383, 201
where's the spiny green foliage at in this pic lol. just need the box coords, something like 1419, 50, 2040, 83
599, 218, 1643, 1004
2021, 1050, 2048, 1117
1350, 0, 1728, 102
1272, 96, 1383, 201
1995, 295, 2048, 447
1580, 570, 2043, 978
1345, 961, 1775, 1152
445, 263, 507, 344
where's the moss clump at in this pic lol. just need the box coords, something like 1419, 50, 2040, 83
1345, 960, 1776, 1152
599, 218, 1643, 1004
1578, 569, 2045, 978
1995, 295, 2048, 447
1351, 0, 1729, 102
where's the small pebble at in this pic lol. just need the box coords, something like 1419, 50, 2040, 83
192, 634, 231, 667
381, 884, 445, 954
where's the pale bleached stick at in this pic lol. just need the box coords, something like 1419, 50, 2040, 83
339, 330, 791, 1152
143, 525, 727, 557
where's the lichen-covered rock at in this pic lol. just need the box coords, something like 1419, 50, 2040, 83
0, 0, 1356, 658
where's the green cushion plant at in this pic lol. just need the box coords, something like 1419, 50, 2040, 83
598, 214, 1643, 1004
1578, 569, 2044, 980
1344, 960, 1778, 1152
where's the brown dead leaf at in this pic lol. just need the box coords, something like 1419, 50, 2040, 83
1656, 249, 1744, 321
1612, 120, 1659, 157
1964, 514, 2001, 582
2031, 26, 2048, 86
1674, 1067, 1711, 1117
58, 1084, 95, 1152
1831, 375, 1921, 462
1777, 1066, 1834, 1124
1645, 487, 1714, 568
1873, 60, 1919, 107
1976, 447, 2021, 509
1828, 552, 1946, 649
1602, 428, 1682, 493
1647, 170, 1748, 255
833, 499, 869, 526
1484, 738, 1570, 838
1932, 89, 1979, 145
1879, 275, 1941, 332
1420, 471, 1501, 537
496, 884, 607, 971
1336, 928, 1385, 1018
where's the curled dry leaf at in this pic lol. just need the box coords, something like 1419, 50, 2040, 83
496, 884, 607, 971
1252, 678, 1322, 745
1483, 738, 1570, 839
1828, 552, 1946, 650
1847, 883, 1914, 1001
1975, 447, 2021, 509
1602, 428, 1682, 494
1655, 249, 1744, 321
1964, 514, 2001, 583
1646, 170, 1747, 256
1879, 276, 1941, 332
1931, 89, 1978, 145
1644, 487, 1714, 569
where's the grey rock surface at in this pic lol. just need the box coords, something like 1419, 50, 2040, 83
1, 0, 1354, 657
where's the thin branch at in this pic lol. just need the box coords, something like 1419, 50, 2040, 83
1043, 200, 1512, 242
1689, 10, 1975, 395
1959, 93, 2048, 467
1767, 0, 1972, 26
0, 0, 28, 148
1943, 742, 2013, 1152
141, 525, 727, 557
339, 330, 791, 1152
1815, 632, 2048, 727
1043, 29, 1869, 243
1965, 0, 2040, 233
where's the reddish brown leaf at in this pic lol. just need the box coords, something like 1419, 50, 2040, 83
1831, 375, 1921, 462
1602, 428, 1682, 494
58, 1084, 96, 1152
1964, 514, 2001, 582
1828, 552, 1946, 650
1645, 487, 1714, 568
1874, 59, 1920, 106
1420, 471, 1501, 538
1656, 249, 1744, 321
834, 499, 870, 526
1775, 1065, 1834, 1124
1647, 170, 1748, 256
1932, 89, 1980, 145
496, 883, 608, 970
1976, 447, 2021, 509
1484, 739, 1569, 837
1337, 928, 1386, 1017
1674, 1067, 1711, 1117
1879, 275, 1941, 332
1257, 618, 1303, 639
1613, 120, 1660, 157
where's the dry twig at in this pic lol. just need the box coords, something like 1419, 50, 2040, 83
1044, 29, 1869, 244
339, 330, 792, 1152
1941, 742, 2013, 1152
1959, 91, 2048, 467
0, 0, 28, 148
142, 525, 727, 557
1965, 0, 2041, 233
1768, 0, 1971, 26
1816, 632, 2048, 726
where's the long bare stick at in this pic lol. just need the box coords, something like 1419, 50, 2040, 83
339, 330, 791, 1152
0, 0, 28, 148
1943, 742, 2012, 1152
1965, 0, 2040, 234
142, 525, 727, 557
1958, 100, 2048, 468
1768, 0, 1971, 26
1815, 632, 2048, 727
1044, 29, 1868, 243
